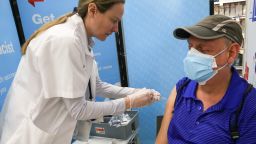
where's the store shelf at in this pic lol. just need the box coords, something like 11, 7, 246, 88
214, 0, 247, 76
214, 0, 245, 5
235, 66, 243, 70
231, 15, 246, 19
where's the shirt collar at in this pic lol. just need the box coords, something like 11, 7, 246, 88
220, 67, 248, 109
88, 37, 95, 52
182, 67, 248, 110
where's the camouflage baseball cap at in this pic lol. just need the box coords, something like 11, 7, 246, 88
173, 15, 243, 46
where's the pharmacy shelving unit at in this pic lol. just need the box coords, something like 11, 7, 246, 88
214, 0, 246, 75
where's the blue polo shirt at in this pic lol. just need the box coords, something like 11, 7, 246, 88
168, 68, 256, 144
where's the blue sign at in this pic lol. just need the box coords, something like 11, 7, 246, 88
253, 0, 256, 22
0, 1, 21, 111
123, 0, 209, 143
16, 0, 121, 86
17, 0, 78, 39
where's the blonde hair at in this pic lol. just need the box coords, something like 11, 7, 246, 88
21, 0, 125, 55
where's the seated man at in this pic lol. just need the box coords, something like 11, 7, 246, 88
156, 15, 256, 144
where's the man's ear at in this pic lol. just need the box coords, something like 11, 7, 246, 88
87, 3, 97, 17
228, 43, 240, 64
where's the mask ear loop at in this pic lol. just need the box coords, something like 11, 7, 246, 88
214, 48, 230, 72
216, 62, 229, 71
210, 46, 228, 68
198, 62, 229, 85
213, 46, 229, 58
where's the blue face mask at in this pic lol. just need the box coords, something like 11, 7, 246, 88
183, 47, 228, 85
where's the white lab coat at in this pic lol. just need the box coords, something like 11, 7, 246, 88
0, 14, 136, 144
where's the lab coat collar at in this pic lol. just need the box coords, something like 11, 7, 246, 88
69, 14, 93, 57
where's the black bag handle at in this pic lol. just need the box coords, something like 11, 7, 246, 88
230, 83, 254, 140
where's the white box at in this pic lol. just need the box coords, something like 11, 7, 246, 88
230, 3, 236, 17
224, 4, 230, 16
236, 3, 243, 16
219, 6, 225, 15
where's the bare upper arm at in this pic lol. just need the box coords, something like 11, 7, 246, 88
156, 86, 177, 144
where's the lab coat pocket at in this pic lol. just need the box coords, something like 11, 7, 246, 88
7, 117, 55, 144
